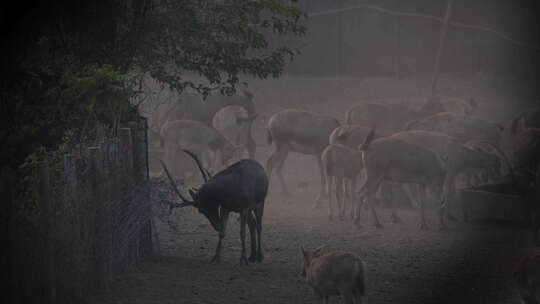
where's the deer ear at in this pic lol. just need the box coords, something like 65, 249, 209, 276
300, 246, 308, 260
313, 245, 326, 256
189, 188, 198, 201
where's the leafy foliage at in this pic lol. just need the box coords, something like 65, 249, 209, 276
139, 0, 306, 96
1, 0, 306, 169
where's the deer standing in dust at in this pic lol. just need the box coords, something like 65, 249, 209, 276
390, 130, 508, 223
356, 127, 451, 230
212, 105, 258, 159
322, 125, 375, 221
156, 90, 258, 158
266, 109, 340, 206
159, 120, 240, 176
161, 150, 268, 264
301, 246, 367, 304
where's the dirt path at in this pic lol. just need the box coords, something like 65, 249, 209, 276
89, 144, 531, 304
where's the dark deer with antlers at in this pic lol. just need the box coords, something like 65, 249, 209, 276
161, 150, 268, 265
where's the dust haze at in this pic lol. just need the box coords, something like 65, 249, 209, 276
98, 1, 540, 304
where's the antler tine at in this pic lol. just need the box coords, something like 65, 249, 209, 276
475, 140, 514, 177
203, 168, 213, 180
182, 149, 212, 182
159, 159, 194, 206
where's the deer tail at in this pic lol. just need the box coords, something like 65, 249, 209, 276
267, 129, 273, 145
359, 124, 376, 151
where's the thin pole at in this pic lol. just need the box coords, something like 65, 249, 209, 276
431, 0, 454, 96
335, 0, 344, 85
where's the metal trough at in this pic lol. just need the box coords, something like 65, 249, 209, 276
461, 180, 529, 223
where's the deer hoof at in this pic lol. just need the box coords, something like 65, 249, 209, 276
239, 256, 249, 266
210, 255, 221, 264
248, 255, 257, 263
257, 253, 264, 263
374, 222, 384, 229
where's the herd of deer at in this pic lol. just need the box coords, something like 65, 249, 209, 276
151, 90, 540, 304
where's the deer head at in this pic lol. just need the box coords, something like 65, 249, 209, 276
300, 245, 326, 278
160, 150, 224, 231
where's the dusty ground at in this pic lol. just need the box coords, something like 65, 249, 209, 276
89, 75, 538, 304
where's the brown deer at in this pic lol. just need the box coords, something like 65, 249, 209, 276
266, 109, 340, 206
212, 105, 258, 159
356, 127, 450, 230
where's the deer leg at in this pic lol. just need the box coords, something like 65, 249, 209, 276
336, 177, 345, 221
267, 145, 290, 196
402, 183, 420, 209
383, 182, 394, 208
391, 188, 403, 224
327, 176, 334, 221
418, 184, 429, 230
211, 210, 230, 264
446, 174, 460, 222
315, 154, 327, 208
246, 133, 256, 159
367, 178, 384, 229
239, 210, 249, 265
438, 180, 451, 230
343, 178, 350, 217
247, 211, 257, 263
254, 202, 265, 262
390, 183, 404, 224
276, 150, 291, 196
354, 179, 367, 227
349, 177, 357, 220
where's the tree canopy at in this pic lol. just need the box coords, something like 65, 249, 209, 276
0, 0, 306, 167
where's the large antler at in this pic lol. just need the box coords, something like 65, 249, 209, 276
159, 160, 195, 207
182, 150, 212, 182
472, 140, 514, 177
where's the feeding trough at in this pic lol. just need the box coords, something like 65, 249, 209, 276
461, 178, 530, 224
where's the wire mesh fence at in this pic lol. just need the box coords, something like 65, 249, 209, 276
7, 117, 155, 303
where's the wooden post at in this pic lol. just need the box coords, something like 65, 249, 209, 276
63, 154, 83, 298
392, 14, 402, 79
36, 161, 56, 304
119, 128, 134, 187
87, 147, 100, 287
96, 141, 113, 290
2, 167, 16, 303
430, 0, 454, 96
